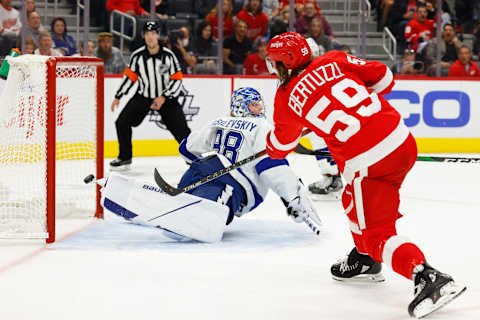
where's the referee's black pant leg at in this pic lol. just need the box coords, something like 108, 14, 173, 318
115, 94, 152, 160
159, 98, 192, 143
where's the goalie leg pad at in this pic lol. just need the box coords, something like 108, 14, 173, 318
101, 173, 229, 243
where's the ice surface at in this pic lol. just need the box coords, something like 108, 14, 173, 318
0, 154, 479, 320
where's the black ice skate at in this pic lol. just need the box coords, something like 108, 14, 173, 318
109, 158, 132, 171
331, 247, 385, 283
408, 263, 466, 319
308, 174, 343, 200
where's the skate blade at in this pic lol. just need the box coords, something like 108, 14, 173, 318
413, 282, 467, 319
109, 164, 131, 172
310, 192, 341, 201
332, 273, 386, 283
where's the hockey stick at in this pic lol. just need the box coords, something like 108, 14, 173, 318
155, 129, 314, 196
295, 147, 480, 164
304, 216, 320, 236
154, 150, 268, 196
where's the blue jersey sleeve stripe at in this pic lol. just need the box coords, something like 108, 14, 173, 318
255, 158, 289, 175
179, 137, 198, 162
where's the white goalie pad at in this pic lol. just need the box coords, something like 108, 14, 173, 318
100, 173, 229, 243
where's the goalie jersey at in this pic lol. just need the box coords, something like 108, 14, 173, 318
179, 116, 301, 218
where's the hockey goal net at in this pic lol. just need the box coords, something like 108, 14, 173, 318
0, 55, 104, 243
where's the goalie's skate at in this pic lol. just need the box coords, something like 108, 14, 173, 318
408, 263, 466, 319
331, 247, 385, 283
308, 174, 343, 201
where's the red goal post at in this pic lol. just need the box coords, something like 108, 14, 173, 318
0, 56, 104, 243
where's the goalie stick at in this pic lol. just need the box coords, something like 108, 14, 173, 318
294, 144, 480, 163
154, 150, 267, 196
154, 129, 314, 196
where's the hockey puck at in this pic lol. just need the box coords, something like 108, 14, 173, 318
83, 174, 95, 184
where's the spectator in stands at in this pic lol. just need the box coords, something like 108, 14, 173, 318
21, 36, 35, 54
236, 0, 269, 43
279, 0, 321, 16
473, 22, 480, 57
26, 0, 35, 14
379, 0, 394, 32
92, 0, 108, 29
167, 28, 197, 74
425, 23, 461, 76
223, 19, 252, 74
141, 0, 170, 19
50, 17, 77, 56
404, 5, 434, 52
0, 0, 21, 56
243, 37, 269, 75
207, 0, 234, 39
94, 32, 127, 74
391, 48, 424, 74
448, 46, 480, 77
34, 30, 63, 56
192, 21, 218, 74
455, 0, 477, 34
106, 0, 149, 43
425, 0, 451, 27
16, 0, 36, 22
74, 40, 95, 57
269, 4, 289, 38
20, 11, 44, 47
194, 0, 219, 19
305, 17, 332, 54
263, 0, 280, 19
386, 0, 415, 51
295, 1, 334, 40
106, 0, 149, 17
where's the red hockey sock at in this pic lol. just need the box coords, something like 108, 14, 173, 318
383, 237, 426, 280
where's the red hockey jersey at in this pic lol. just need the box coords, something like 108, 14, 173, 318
404, 19, 435, 51
266, 51, 410, 180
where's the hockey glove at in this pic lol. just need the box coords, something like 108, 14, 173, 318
283, 180, 322, 225
286, 195, 310, 223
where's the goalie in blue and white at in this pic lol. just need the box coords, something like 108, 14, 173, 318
100, 87, 321, 242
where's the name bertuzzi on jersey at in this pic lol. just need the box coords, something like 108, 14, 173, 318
148, 85, 200, 129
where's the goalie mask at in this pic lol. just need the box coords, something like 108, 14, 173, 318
230, 87, 265, 118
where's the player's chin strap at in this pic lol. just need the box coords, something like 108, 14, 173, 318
153, 129, 313, 196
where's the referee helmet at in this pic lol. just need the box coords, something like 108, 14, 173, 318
143, 21, 160, 33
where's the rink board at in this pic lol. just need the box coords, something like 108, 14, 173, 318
4, 75, 478, 157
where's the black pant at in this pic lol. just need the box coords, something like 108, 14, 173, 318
115, 93, 191, 160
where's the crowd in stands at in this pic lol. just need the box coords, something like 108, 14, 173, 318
1, 0, 480, 77
0, 0, 343, 76
375, 0, 480, 77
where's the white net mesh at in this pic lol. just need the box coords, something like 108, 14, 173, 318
0, 55, 100, 239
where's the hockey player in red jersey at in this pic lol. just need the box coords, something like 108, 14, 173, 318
264, 32, 466, 318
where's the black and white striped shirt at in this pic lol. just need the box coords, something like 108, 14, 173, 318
114, 45, 183, 100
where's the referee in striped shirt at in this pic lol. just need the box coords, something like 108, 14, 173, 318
110, 21, 191, 169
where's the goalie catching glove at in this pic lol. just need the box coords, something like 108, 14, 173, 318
282, 180, 321, 225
